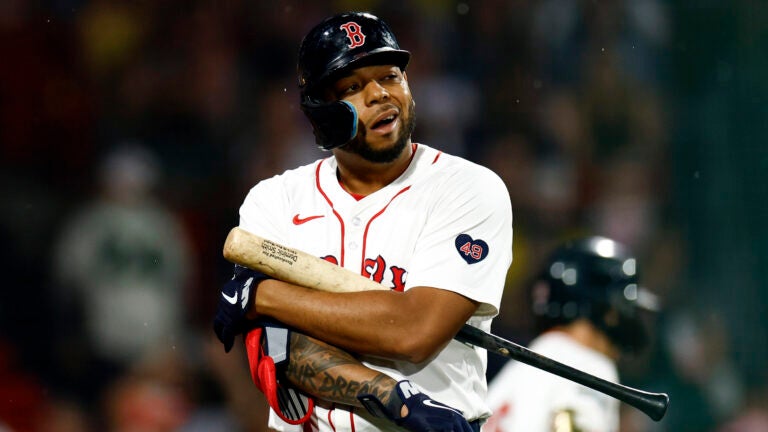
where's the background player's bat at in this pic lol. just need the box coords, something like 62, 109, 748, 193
223, 227, 669, 421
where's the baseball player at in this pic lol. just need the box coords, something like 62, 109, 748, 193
484, 236, 658, 432
213, 11, 513, 432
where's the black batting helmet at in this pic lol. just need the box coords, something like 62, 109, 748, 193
298, 11, 410, 96
530, 236, 659, 352
297, 12, 411, 150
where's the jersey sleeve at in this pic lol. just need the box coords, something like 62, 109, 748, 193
404, 164, 513, 317
238, 175, 291, 244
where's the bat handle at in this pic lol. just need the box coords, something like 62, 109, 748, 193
456, 325, 669, 421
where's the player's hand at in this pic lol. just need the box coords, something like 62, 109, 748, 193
358, 380, 474, 432
213, 265, 270, 352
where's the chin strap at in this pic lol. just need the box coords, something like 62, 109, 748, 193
300, 98, 358, 150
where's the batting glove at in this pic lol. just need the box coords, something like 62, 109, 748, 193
358, 380, 474, 432
213, 264, 271, 352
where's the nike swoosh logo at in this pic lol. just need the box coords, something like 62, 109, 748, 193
293, 214, 324, 225
222, 291, 237, 305
422, 399, 463, 416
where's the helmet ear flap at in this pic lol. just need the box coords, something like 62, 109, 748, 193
300, 97, 358, 150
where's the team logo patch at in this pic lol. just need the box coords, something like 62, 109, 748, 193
455, 234, 489, 264
340, 21, 366, 48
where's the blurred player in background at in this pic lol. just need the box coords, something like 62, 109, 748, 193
52, 143, 193, 404
485, 236, 658, 432
213, 11, 513, 432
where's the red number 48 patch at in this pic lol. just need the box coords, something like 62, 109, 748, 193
455, 234, 489, 264
460, 242, 484, 260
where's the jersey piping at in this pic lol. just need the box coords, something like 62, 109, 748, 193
315, 159, 347, 266
360, 185, 411, 277
314, 146, 419, 277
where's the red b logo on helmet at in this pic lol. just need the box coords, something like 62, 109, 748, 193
340, 22, 366, 48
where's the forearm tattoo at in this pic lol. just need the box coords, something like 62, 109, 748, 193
284, 332, 396, 407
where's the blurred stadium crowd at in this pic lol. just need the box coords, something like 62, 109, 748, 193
0, 1, 766, 431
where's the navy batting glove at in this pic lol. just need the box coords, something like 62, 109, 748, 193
358, 380, 473, 432
213, 264, 271, 352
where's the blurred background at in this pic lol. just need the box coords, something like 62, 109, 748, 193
1, 0, 766, 431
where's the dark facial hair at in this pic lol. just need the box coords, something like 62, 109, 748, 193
342, 98, 416, 163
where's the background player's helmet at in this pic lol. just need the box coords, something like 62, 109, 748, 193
297, 12, 411, 150
530, 236, 659, 353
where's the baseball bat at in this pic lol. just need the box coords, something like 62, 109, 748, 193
222, 227, 669, 421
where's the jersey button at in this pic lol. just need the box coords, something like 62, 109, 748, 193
352, 217, 362, 226
349, 241, 359, 250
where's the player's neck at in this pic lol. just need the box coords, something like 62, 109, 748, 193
335, 142, 415, 196
556, 320, 619, 360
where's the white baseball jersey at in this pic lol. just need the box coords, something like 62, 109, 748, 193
484, 332, 620, 432
238, 143, 513, 431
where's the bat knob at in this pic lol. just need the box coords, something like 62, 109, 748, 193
643, 391, 669, 421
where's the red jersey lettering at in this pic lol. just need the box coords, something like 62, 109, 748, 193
321, 255, 339, 265
363, 255, 386, 283
362, 255, 408, 291
390, 266, 406, 292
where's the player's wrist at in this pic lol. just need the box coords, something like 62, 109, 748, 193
359, 380, 472, 432
384, 386, 408, 419
358, 380, 422, 420
245, 277, 273, 319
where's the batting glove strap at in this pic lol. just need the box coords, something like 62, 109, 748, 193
358, 380, 474, 432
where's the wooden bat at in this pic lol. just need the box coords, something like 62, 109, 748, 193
222, 227, 669, 421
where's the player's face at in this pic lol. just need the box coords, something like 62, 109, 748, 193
329, 65, 415, 163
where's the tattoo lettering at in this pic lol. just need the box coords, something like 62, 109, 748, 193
284, 332, 396, 407
319, 372, 393, 402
